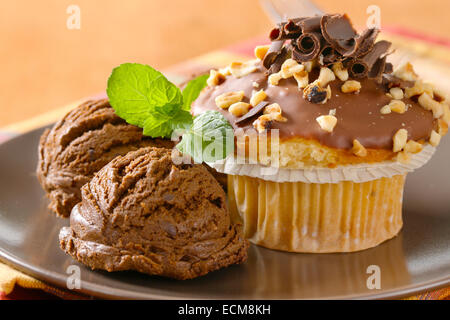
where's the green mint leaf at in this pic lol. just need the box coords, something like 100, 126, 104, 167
176, 110, 234, 163
106, 63, 186, 133
143, 109, 193, 138
181, 74, 209, 111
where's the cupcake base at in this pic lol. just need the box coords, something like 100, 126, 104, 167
228, 174, 405, 253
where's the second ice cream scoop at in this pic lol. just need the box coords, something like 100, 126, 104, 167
59, 147, 249, 280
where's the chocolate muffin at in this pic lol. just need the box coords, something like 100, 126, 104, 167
59, 147, 248, 280
37, 99, 173, 217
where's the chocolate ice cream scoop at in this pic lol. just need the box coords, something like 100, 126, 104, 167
59, 147, 249, 280
37, 99, 173, 217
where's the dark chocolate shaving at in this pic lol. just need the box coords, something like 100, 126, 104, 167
319, 45, 340, 65
269, 27, 281, 41
294, 31, 323, 62
346, 28, 380, 57
269, 24, 287, 41
235, 101, 269, 125
384, 62, 393, 74
263, 40, 285, 69
321, 14, 358, 55
368, 57, 386, 82
382, 74, 415, 89
299, 16, 322, 33
284, 19, 302, 38
263, 13, 394, 83
348, 40, 391, 78
270, 20, 304, 41
268, 45, 290, 74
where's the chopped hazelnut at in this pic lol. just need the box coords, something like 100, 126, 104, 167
389, 100, 407, 114
252, 110, 286, 133
352, 139, 368, 157
437, 119, 449, 136
393, 129, 408, 152
229, 102, 251, 117
396, 151, 411, 164
264, 103, 287, 122
269, 72, 283, 86
390, 87, 404, 100
341, 80, 361, 94
253, 114, 272, 133
303, 60, 317, 73
254, 45, 270, 60
215, 91, 245, 109
405, 81, 433, 99
418, 93, 444, 119
230, 61, 258, 78
434, 87, 449, 103
219, 66, 231, 76
316, 115, 337, 133
429, 130, 441, 147
332, 62, 349, 81
317, 67, 336, 87
207, 70, 226, 87
304, 80, 328, 104
264, 103, 282, 114
423, 82, 435, 97
404, 140, 423, 154
442, 104, 450, 125
325, 85, 332, 101
281, 59, 304, 79
380, 105, 392, 115
393, 62, 419, 82
250, 90, 267, 106
293, 71, 309, 89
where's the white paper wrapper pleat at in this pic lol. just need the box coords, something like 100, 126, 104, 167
206, 145, 436, 184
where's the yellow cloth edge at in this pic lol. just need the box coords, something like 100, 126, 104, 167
0, 263, 47, 295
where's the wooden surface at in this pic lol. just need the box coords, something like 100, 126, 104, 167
1, 0, 449, 127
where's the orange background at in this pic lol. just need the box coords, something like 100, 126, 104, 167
1, 0, 449, 127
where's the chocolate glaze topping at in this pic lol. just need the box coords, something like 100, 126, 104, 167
192, 65, 434, 150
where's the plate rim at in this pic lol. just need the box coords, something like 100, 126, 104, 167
1, 247, 449, 300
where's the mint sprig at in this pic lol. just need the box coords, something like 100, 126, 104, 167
106, 63, 233, 162
181, 73, 209, 111
107, 63, 191, 137
176, 111, 234, 163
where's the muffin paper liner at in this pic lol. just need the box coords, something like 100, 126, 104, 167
207, 144, 435, 184
228, 174, 406, 253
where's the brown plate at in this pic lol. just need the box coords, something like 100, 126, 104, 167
0, 126, 449, 299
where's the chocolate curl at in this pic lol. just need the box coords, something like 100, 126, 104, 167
368, 57, 386, 81
299, 16, 322, 33
294, 31, 324, 62
283, 19, 303, 38
268, 45, 290, 74
263, 40, 285, 69
321, 14, 358, 56
319, 45, 340, 65
384, 62, 393, 74
348, 40, 392, 78
269, 23, 286, 41
382, 74, 415, 89
346, 28, 380, 58
235, 101, 269, 125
